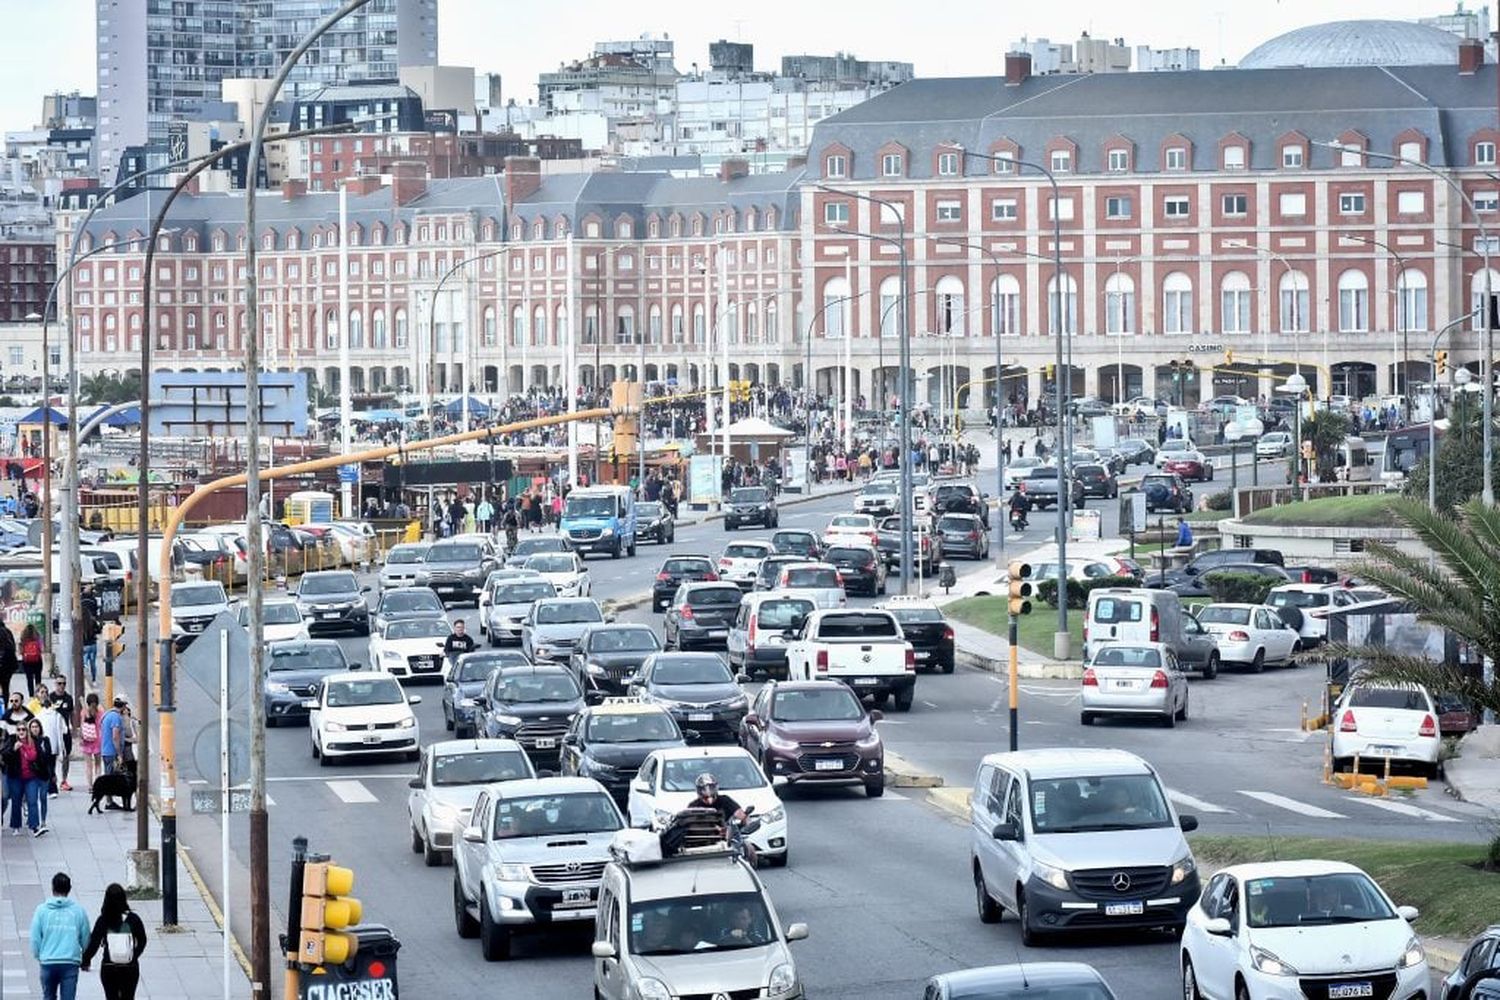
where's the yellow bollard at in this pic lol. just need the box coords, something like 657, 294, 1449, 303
1386, 776, 1429, 791
1300, 701, 1308, 732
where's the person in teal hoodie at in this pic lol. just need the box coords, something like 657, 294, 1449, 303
30, 871, 90, 1000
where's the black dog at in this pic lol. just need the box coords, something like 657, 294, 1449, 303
88, 766, 137, 814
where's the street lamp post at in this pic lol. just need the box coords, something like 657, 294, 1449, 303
1428, 313, 1477, 510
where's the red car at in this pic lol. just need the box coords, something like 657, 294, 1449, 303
1162, 456, 1213, 482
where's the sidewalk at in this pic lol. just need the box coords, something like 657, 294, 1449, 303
1445, 723, 1500, 812
1, 783, 251, 999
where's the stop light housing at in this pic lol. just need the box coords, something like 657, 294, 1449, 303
1224, 349, 1235, 366
102, 621, 125, 660
1436, 350, 1448, 377
1007, 561, 1033, 617
1042, 364, 1055, 381
1300, 440, 1316, 461
299, 861, 361, 966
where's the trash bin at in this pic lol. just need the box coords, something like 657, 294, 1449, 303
299, 924, 400, 1000
938, 562, 956, 593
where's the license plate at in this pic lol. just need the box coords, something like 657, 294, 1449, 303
1105, 901, 1144, 917
814, 759, 844, 771
319, 612, 339, 620
688, 713, 713, 722
1328, 984, 1374, 999
362, 734, 382, 745
532, 737, 556, 750
1368, 745, 1400, 756
914, 651, 930, 659
560, 888, 593, 907
1112, 680, 1136, 689
854, 677, 877, 686
709, 629, 727, 637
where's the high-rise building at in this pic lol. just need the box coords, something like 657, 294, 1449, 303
94, 0, 438, 184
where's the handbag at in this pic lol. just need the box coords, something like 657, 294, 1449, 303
104, 924, 134, 964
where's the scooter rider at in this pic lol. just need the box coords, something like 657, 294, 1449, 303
1008, 489, 1031, 528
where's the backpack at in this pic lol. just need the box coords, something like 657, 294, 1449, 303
80, 718, 99, 744
20, 638, 40, 663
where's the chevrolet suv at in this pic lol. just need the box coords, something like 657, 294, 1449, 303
294, 570, 371, 636
724, 486, 778, 531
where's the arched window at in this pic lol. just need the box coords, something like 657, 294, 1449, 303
394, 308, 409, 348
1396, 269, 1428, 332
1220, 271, 1252, 335
879, 276, 901, 338
1471, 269, 1500, 331
1104, 272, 1135, 335
324, 309, 339, 349
584, 304, 600, 345
347, 310, 363, 349
692, 303, 706, 344
991, 274, 1021, 336
935, 275, 966, 337
745, 302, 758, 343
532, 306, 547, 347
555, 305, 569, 347
1338, 269, 1369, 332
822, 277, 849, 339
482, 306, 496, 347
649, 304, 663, 344
372, 308, 387, 348
511, 305, 525, 347
1048, 274, 1079, 336
1279, 270, 1309, 333
725, 301, 739, 344
671, 303, 685, 344
765, 299, 778, 343
1162, 271, 1193, 335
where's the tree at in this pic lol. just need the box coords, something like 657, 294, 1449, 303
1310, 497, 1500, 716
1404, 391, 1492, 513
1301, 408, 1351, 482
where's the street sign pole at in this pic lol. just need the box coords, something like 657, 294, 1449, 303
219, 628, 232, 1000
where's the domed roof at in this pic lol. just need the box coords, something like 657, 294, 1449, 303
1240, 19, 1463, 69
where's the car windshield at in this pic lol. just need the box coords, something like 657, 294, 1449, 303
818, 613, 899, 639
455, 652, 530, 677
494, 672, 580, 703
660, 755, 764, 792
386, 619, 451, 640
723, 544, 768, 559
754, 599, 812, 630
268, 645, 346, 673
588, 628, 659, 653
771, 687, 863, 722
771, 533, 817, 552
937, 516, 978, 531
629, 892, 777, 956
587, 712, 680, 743
300, 574, 357, 595
664, 558, 713, 575
1160, 441, 1191, 453
829, 516, 869, 528
1197, 606, 1252, 625
687, 587, 742, 606
1268, 591, 1328, 609
1028, 774, 1173, 834
652, 656, 733, 685
495, 582, 556, 604
430, 545, 481, 563
1092, 646, 1164, 668
536, 602, 601, 625
176, 585, 226, 607
731, 488, 768, 503
246, 603, 302, 625
1348, 686, 1429, 711
862, 483, 897, 495
326, 677, 404, 707
784, 568, 839, 589
1244, 873, 1395, 928
511, 537, 567, 557
638, 503, 662, 518
431, 751, 531, 787
527, 554, 577, 574
887, 606, 943, 624
565, 496, 618, 518
453, 658, 502, 682
381, 591, 443, 613
490, 792, 621, 839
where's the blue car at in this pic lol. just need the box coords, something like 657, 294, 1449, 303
442, 649, 531, 738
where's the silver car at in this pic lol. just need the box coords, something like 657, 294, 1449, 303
521, 597, 608, 662
771, 562, 846, 611
1080, 642, 1189, 727
485, 578, 558, 647
380, 542, 430, 589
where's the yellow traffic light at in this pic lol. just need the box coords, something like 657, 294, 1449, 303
1436, 350, 1448, 377
102, 621, 125, 661
1225, 349, 1235, 366
1007, 561, 1033, 617
299, 862, 361, 966
1300, 440, 1316, 461
1042, 364, 1055, 381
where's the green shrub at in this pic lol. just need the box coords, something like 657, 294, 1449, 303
1205, 490, 1232, 511
1036, 574, 1138, 610
1203, 570, 1276, 605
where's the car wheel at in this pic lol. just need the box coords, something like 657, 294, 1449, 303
1235, 980, 1251, 1000
893, 686, 914, 712
1163, 707, 1177, 728
974, 865, 1002, 924
444, 706, 454, 731
942, 657, 955, 675
410, 824, 423, 854
766, 851, 789, 869
319, 746, 331, 767
1250, 649, 1265, 674
1080, 711, 1094, 726
453, 876, 479, 939
1176, 695, 1189, 721
725, 522, 734, 532
1017, 887, 1042, 947
866, 778, 885, 799
479, 896, 511, 961
1203, 653, 1219, 680
423, 827, 444, 867
1207, 466, 1215, 481
1182, 957, 1203, 1000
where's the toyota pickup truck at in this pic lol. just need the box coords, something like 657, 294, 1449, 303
783, 609, 916, 712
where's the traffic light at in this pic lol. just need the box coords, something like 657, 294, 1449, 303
1007, 561, 1033, 617
1224, 349, 1235, 366
1436, 350, 1449, 377
1042, 364, 1055, 382
1300, 440, 1316, 461
102, 621, 125, 661
299, 861, 362, 966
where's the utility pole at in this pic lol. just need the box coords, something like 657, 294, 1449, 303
338, 183, 352, 517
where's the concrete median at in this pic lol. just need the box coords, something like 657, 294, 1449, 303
884, 750, 944, 788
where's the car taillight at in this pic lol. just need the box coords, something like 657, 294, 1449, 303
705, 572, 719, 581
1082, 668, 1098, 687
1228, 630, 1249, 642
816, 649, 828, 673
747, 617, 757, 650
680, 606, 694, 621
942, 626, 954, 641
656, 572, 671, 581
1419, 714, 1437, 738
969, 531, 980, 541
1339, 710, 1358, 732
1150, 670, 1169, 689
1150, 606, 1160, 642
1083, 622, 1089, 641
905, 648, 915, 672
719, 559, 732, 570
835, 572, 845, 588
1301, 570, 1313, 583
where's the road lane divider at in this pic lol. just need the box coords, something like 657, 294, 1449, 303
925, 786, 971, 823
884, 751, 944, 788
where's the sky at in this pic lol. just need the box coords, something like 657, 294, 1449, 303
0, 0, 1474, 131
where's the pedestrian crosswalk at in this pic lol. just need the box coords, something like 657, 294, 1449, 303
1160, 786, 1477, 825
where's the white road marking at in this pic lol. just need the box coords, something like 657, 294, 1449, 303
921, 700, 939, 709
1166, 789, 1233, 814
875, 790, 908, 801
265, 773, 411, 783
326, 780, 378, 804
1351, 798, 1460, 823
1236, 790, 1345, 819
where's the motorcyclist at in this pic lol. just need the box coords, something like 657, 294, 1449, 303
689, 772, 746, 825
500, 501, 520, 552
1008, 490, 1031, 528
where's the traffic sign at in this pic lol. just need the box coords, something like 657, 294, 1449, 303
177, 610, 251, 708
338, 464, 359, 484
192, 718, 251, 789
191, 786, 252, 814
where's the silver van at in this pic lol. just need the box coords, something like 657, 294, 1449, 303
1084, 588, 1219, 679
969, 748, 1200, 945
726, 591, 815, 681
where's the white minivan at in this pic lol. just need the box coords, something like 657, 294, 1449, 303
1084, 588, 1220, 678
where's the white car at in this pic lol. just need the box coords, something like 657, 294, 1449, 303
1332, 680, 1442, 776
405, 738, 535, 865
821, 514, 879, 550
717, 540, 773, 590
1081, 642, 1189, 727
1181, 860, 1427, 1000
627, 745, 789, 866
308, 671, 420, 765
379, 542, 429, 590
523, 551, 591, 598
1154, 438, 1201, 468
238, 599, 308, 643
476, 568, 542, 634
1256, 431, 1293, 459
368, 616, 453, 682
1265, 584, 1382, 646
325, 522, 371, 565
773, 562, 846, 610
1003, 457, 1046, 490
1193, 603, 1300, 672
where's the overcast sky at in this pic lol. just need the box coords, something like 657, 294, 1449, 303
0, 0, 1471, 130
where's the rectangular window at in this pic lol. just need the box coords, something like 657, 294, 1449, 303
825, 154, 846, 178
935, 200, 962, 223
1399, 140, 1422, 164
1222, 146, 1246, 170
1339, 192, 1367, 215
1221, 193, 1248, 217
881, 153, 903, 177
1047, 197, 1075, 222
1164, 196, 1191, 218
991, 199, 1018, 221
1478, 142, 1497, 166
1107, 149, 1129, 173
1279, 192, 1307, 216
1281, 145, 1304, 168
1476, 191, 1500, 214
823, 201, 849, 225
879, 202, 905, 226
1050, 150, 1071, 174
1340, 145, 1362, 167
1165, 147, 1187, 171
1105, 196, 1132, 219
992, 154, 1014, 174
1397, 190, 1426, 215
937, 152, 959, 176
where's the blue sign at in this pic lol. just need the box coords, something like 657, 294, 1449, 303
147, 371, 310, 437
338, 464, 359, 484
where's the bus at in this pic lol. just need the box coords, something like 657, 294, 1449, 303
1379, 423, 1444, 489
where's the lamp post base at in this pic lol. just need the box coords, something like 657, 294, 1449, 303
1053, 632, 1071, 661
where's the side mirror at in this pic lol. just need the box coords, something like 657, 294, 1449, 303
407, 776, 422, 789
869, 709, 884, 723
1397, 905, 1420, 922
734, 672, 751, 684
408, 694, 423, 705
604, 613, 615, 624
590, 941, 617, 960
1178, 814, 1199, 832
630, 779, 649, 792
785, 923, 809, 942
580, 565, 589, 573
348, 662, 363, 671
781, 628, 797, 640
742, 712, 760, 728
1203, 917, 1233, 937
991, 822, 1019, 842
461, 825, 484, 844
562, 732, 579, 744
623, 673, 639, 686
474, 696, 489, 709
535, 769, 557, 779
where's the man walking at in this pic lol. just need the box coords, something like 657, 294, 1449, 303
30, 871, 90, 1000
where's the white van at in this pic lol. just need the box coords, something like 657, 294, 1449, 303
1084, 588, 1220, 678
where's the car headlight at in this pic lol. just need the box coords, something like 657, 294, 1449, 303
855, 729, 881, 749
766, 732, 798, 752
398, 717, 416, 729
585, 661, 608, 677
1169, 852, 1196, 885
636, 978, 671, 1000
761, 805, 785, 824
1250, 944, 1298, 977
769, 962, 798, 996
491, 714, 523, 729
1398, 936, 1425, 969
491, 862, 528, 883
414, 572, 431, 585
599, 527, 615, 537
1032, 860, 1069, 892
382, 650, 402, 662
265, 682, 290, 695
324, 721, 347, 732
428, 801, 462, 824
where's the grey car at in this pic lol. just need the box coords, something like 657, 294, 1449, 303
935, 513, 990, 560
485, 578, 559, 647
568, 623, 663, 698
264, 639, 352, 726
417, 539, 499, 606
372, 586, 447, 633
520, 597, 608, 663
443, 650, 531, 737
294, 570, 371, 636
379, 542, 430, 589
504, 534, 572, 568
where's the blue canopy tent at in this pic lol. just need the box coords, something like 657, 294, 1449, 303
442, 396, 492, 420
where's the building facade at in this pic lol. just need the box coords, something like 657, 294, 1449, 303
0, 242, 56, 322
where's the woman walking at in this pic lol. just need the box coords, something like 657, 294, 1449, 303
79, 695, 103, 789
18, 624, 42, 697
81, 883, 148, 1000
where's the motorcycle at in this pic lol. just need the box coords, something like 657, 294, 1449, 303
1009, 506, 1029, 531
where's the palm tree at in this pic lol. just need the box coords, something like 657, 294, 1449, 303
1312, 496, 1500, 714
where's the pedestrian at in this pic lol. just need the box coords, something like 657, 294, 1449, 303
0, 622, 17, 702
81, 882, 148, 1000
38, 693, 66, 796
29, 871, 90, 1000
99, 698, 124, 780
118, 705, 137, 774
4, 717, 48, 835
3, 689, 32, 735
1176, 517, 1194, 548
19, 623, 43, 696
79, 589, 99, 685
79, 694, 102, 790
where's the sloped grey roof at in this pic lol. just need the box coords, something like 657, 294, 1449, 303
1241, 20, 1463, 69
508, 169, 802, 232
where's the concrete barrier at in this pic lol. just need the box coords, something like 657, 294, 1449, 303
884, 751, 944, 788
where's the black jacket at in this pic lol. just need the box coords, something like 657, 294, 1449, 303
82, 910, 148, 969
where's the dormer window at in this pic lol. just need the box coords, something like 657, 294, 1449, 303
1050, 150, 1071, 174
1107, 149, 1129, 173
1165, 147, 1187, 171
1282, 145, 1304, 168
881, 152, 904, 177
937, 152, 959, 176
1223, 146, 1246, 170
1477, 141, 1497, 166
825, 154, 847, 179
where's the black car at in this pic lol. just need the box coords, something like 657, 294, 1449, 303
371, 586, 447, 632
1167, 563, 1291, 599
416, 539, 498, 606
1113, 438, 1157, 466
935, 513, 989, 560
443, 649, 530, 737
560, 702, 687, 804
724, 486, 778, 531
881, 601, 955, 673
1163, 547, 1285, 588
652, 554, 718, 613
823, 543, 887, 596
768, 530, 821, 560
930, 482, 990, 523
664, 582, 744, 650
504, 534, 572, 568
568, 623, 663, 697
754, 554, 807, 591
1074, 463, 1119, 499
1141, 473, 1193, 514
636, 501, 675, 544
293, 570, 371, 636
627, 652, 750, 744
264, 639, 351, 725
476, 664, 586, 768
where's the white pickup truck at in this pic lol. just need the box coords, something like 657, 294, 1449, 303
783, 609, 916, 712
